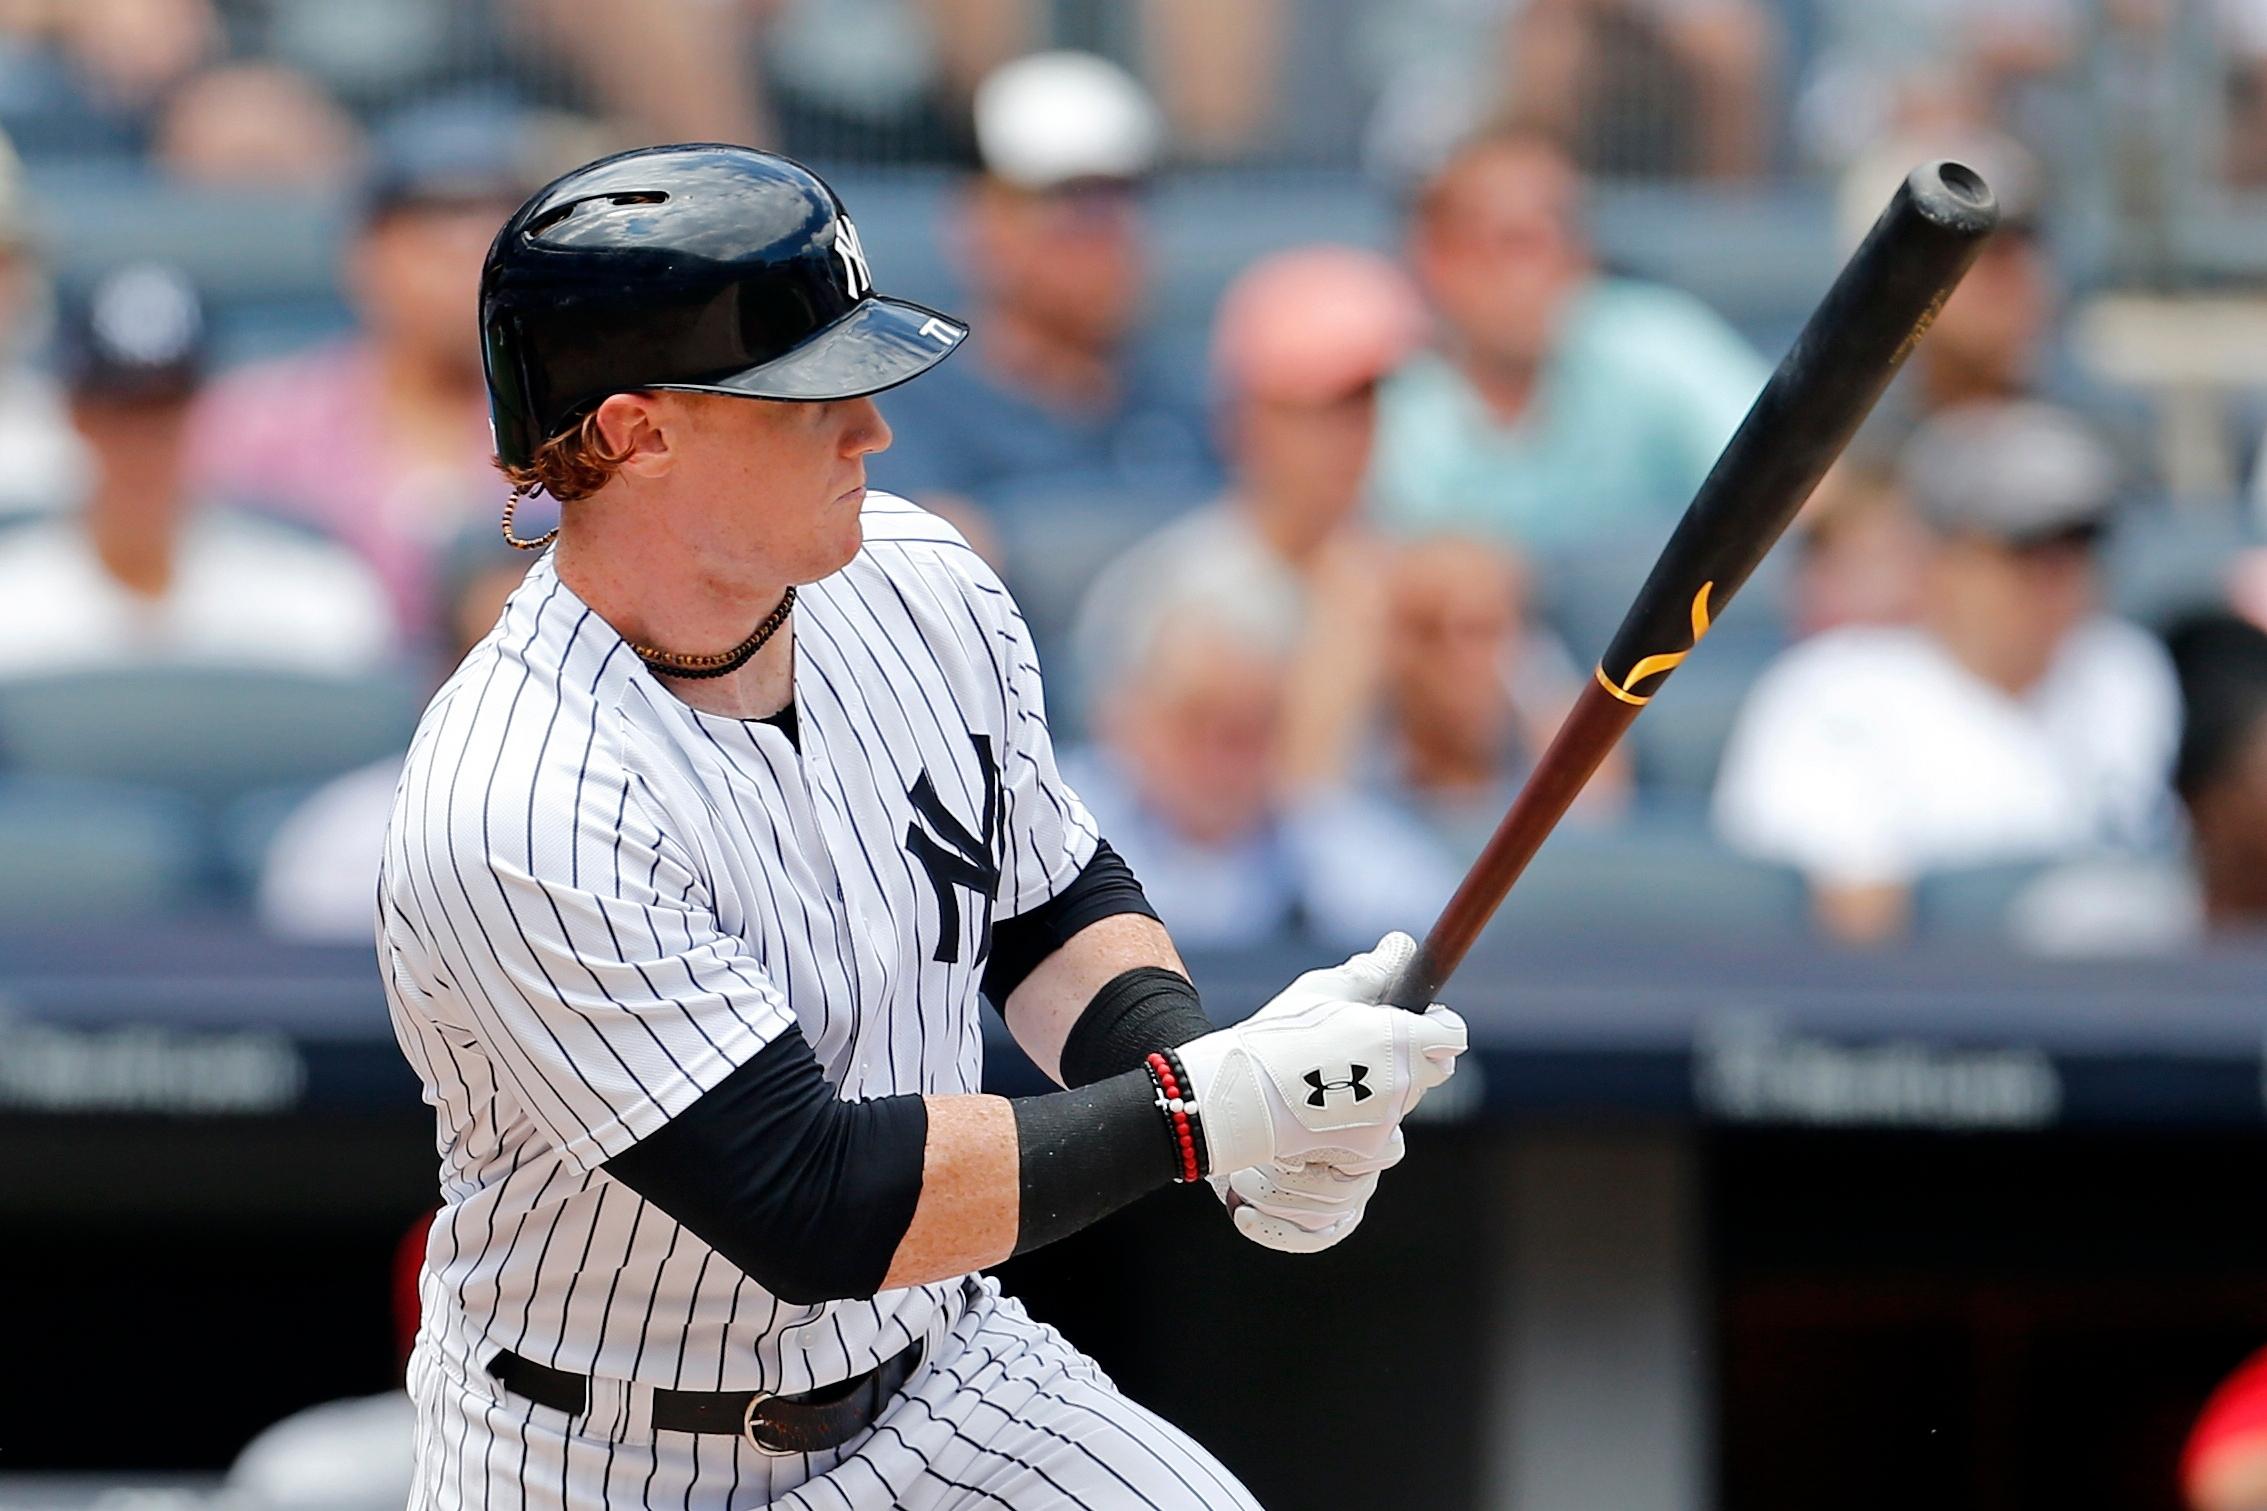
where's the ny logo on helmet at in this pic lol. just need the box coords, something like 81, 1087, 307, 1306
1303, 1065, 1373, 1107
833, 220, 872, 300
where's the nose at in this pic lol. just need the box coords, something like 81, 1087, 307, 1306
842, 395, 891, 457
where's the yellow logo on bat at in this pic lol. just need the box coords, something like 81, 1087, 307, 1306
1594, 581, 1715, 706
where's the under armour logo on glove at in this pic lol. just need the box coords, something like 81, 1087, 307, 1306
1303, 1065, 1373, 1107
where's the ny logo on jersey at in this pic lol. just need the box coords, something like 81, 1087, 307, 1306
833, 219, 872, 300
1303, 1065, 1373, 1107
904, 733, 1000, 965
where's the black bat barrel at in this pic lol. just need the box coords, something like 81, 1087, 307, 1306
1594, 161, 1999, 707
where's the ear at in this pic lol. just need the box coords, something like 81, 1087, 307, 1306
593, 392, 673, 478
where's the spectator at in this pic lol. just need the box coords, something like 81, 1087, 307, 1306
1788, 462, 1930, 637
2164, 615, 2267, 936
0, 126, 85, 518
185, 104, 529, 644
1794, 0, 2073, 173
1073, 245, 1425, 720
1372, 534, 1613, 852
1065, 593, 1457, 952
0, 0, 220, 154
0, 263, 392, 677
872, 50, 1218, 532
1370, 120, 1767, 552
1999, 613, 2267, 956
155, 60, 364, 189
1713, 401, 2179, 944
1358, 0, 1779, 184
258, 518, 544, 942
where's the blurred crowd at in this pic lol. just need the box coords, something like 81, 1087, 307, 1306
1, 0, 2266, 976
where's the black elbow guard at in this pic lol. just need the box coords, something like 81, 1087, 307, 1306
603, 1028, 929, 1305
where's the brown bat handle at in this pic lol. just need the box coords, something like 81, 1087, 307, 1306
1384, 680, 1639, 1008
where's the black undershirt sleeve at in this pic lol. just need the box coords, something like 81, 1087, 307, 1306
980, 839, 1215, 1088
604, 1027, 1181, 1305
982, 839, 1157, 1008
604, 1027, 927, 1306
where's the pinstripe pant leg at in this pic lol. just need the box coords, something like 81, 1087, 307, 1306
782, 1280, 1264, 1511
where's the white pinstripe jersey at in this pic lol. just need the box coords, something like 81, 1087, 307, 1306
378, 492, 1099, 1395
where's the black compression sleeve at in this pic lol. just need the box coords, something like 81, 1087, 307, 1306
603, 1028, 927, 1307
982, 839, 1158, 1007
605, 1029, 1186, 1300
1058, 967, 1215, 1088
1012, 1067, 1181, 1256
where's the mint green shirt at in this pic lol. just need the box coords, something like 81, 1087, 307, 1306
1369, 277, 1768, 548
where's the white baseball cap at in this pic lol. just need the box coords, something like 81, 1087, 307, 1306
973, 51, 1164, 190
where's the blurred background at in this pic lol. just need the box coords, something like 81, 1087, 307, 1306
4, 1, 2267, 1508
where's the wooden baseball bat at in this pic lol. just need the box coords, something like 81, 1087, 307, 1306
1385, 160, 2000, 1011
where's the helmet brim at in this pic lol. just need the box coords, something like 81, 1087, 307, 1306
654, 296, 968, 405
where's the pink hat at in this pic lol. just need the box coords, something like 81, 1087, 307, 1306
1211, 246, 1427, 405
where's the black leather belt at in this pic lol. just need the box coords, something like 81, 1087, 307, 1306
486, 1341, 923, 1455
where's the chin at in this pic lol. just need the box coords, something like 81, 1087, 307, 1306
813, 513, 864, 579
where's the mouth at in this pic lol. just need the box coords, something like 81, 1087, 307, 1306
835, 480, 867, 507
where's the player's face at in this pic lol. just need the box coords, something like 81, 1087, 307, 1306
661, 391, 891, 584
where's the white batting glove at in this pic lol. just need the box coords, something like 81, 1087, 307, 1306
1212, 1128, 1405, 1254
1175, 990, 1465, 1177
1246, 930, 1424, 1023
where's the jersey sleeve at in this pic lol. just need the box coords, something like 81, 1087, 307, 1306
966, 562, 1102, 919
401, 750, 797, 1175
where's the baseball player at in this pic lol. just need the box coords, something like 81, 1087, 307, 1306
379, 143, 1466, 1509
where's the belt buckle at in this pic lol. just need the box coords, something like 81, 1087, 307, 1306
741, 1390, 793, 1456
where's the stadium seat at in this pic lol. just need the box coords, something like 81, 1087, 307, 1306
1629, 649, 1772, 801
1479, 822, 1810, 948
0, 775, 205, 920
0, 666, 422, 812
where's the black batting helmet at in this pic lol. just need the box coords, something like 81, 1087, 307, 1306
480, 143, 968, 469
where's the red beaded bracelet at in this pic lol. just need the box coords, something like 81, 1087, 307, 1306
1145, 1050, 1206, 1184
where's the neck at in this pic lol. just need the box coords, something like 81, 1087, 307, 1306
84, 485, 181, 599
1456, 346, 1540, 423
555, 522, 797, 719
1923, 604, 2048, 697
1243, 487, 1335, 568
980, 307, 1118, 411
